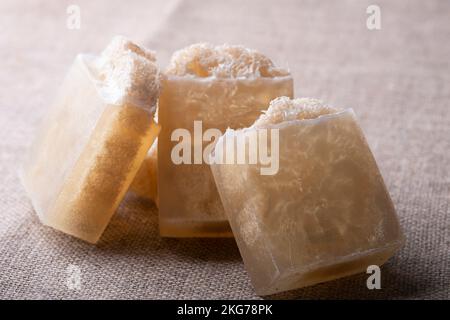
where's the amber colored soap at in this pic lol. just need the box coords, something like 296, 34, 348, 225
130, 139, 158, 204
20, 37, 161, 243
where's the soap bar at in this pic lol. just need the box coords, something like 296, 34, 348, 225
20, 37, 161, 243
158, 43, 293, 237
130, 139, 158, 204
210, 97, 404, 295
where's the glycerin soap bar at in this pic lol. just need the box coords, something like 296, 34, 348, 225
210, 97, 404, 295
130, 138, 159, 204
158, 43, 293, 237
20, 37, 161, 243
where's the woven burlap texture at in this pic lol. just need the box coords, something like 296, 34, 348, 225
0, 0, 448, 299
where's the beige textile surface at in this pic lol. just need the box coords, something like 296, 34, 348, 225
0, 0, 449, 299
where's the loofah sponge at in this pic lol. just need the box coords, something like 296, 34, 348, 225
94, 36, 161, 111
166, 43, 289, 78
252, 96, 340, 128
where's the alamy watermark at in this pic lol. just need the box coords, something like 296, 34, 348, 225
66, 5, 81, 30
66, 264, 82, 290
366, 5, 381, 30
170, 121, 280, 175
366, 265, 381, 289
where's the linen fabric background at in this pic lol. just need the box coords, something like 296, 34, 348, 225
0, 0, 448, 299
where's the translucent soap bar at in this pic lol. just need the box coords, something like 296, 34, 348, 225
210, 97, 404, 295
129, 139, 158, 204
20, 37, 161, 243
158, 44, 293, 237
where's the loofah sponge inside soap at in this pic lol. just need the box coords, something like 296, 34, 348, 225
165, 43, 289, 78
